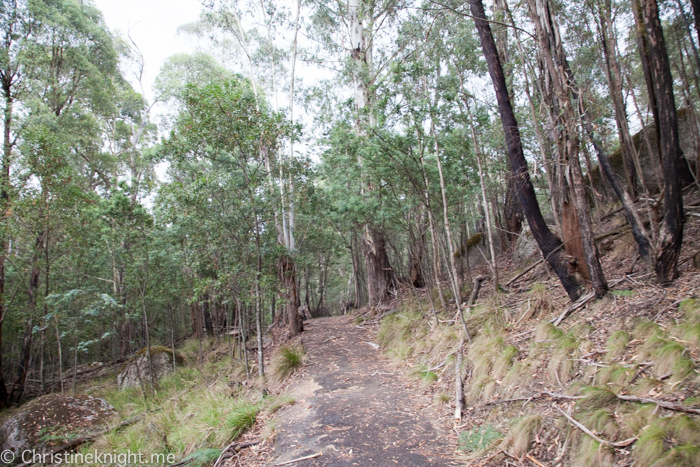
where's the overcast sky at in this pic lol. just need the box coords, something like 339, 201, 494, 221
93, 0, 204, 103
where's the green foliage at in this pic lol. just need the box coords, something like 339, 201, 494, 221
271, 345, 305, 384
458, 425, 503, 452
182, 448, 223, 467
226, 400, 261, 438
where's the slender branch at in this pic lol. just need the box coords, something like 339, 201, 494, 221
556, 406, 638, 448
426, 0, 536, 39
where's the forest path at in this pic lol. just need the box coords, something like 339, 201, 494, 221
270, 315, 457, 467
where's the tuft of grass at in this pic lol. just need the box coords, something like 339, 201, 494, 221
641, 335, 695, 382
632, 320, 662, 340
503, 414, 542, 457
544, 329, 587, 385
433, 393, 450, 405
634, 422, 667, 466
577, 387, 618, 412
412, 363, 438, 386
87, 347, 286, 465
458, 425, 503, 453
262, 394, 295, 415
270, 344, 305, 385
225, 400, 261, 438
502, 358, 538, 397
581, 409, 618, 439
606, 330, 630, 360
520, 283, 554, 321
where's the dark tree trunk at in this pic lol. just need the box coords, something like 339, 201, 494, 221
9, 320, 31, 404
640, 0, 685, 283
409, 227, 425, 288
363, 227, 396, 304
470, 0, 583, 301
503, 174, 523, 247
0, 87, 13, 407
632, 0, 662, 165
202, 293, 214, 338
9, 232, 42, 404
279, 255, 302, 336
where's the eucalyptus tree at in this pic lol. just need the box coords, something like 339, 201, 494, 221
0, 0, 122, 405
161, 77, 294, 378
468, 0, 586, 301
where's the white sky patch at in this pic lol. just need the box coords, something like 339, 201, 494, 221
93, 0, 202, 105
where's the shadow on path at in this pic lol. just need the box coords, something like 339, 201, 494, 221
272, 315, 456, 466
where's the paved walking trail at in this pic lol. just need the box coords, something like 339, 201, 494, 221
271, 315, 457, 466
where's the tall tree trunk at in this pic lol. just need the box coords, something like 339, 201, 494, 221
349, 0, 395, 305
254, 226, 264, 379
279, 256, 302, 336
0, 89, 13, 407
363, 227, 396, 304
431, 121, 462, 304
527, 0, 645, 289
598, 0, 639, 197
9, 232, 43, 403
465, 101, 500, 290
419, 150, 448, 310
202, 292, 214, 338
409, 209, 425, 288
469, 0, 584, 301
640, 0, 685, 283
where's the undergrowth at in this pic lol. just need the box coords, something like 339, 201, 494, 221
379, 283, 700, 467
82, 339, 295, 466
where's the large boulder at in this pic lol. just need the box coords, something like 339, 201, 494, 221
0, 394, 115, 454
117, 346, 184, 390
589, 107, 697, 194
513, 227, 539, 262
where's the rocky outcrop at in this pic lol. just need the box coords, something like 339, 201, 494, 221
0, 394, 115, 454
117, 346, 184, 390
589, 107, 698, 195
513, 227, 539, 262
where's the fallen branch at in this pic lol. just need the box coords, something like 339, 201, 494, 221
616, 394, 700, 415
552, 292, 595, 326
552, 276, 629, 326
556, 406, 637, 448
526, 453, 547, 467
212, 440, 262, 467
274, 452, 322, 465
505, 259, 544, 286
484, 391, 583, 406
454, 339, 464, 420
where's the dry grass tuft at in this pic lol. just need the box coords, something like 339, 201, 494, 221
502, 414, 542, 457
606, 330, 630, 360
